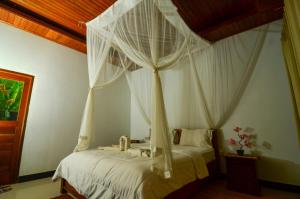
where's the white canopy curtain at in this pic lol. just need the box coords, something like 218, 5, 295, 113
282, 0, 300, 146
189, 26, 268, 129
75, 0, 209, 178
75, 0, 268, 178
128, 25, 268, 130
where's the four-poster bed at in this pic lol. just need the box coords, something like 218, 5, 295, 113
52, 0, 270, 198
57, 129, 220, 199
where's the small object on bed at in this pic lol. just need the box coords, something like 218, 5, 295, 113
119, 135, 130, 151
140, 148, 151, 157
128, 142, 151, 157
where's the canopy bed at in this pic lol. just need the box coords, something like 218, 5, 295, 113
52, 0, 270, 198
54, 129, 220, 199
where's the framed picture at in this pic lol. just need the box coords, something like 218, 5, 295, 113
0, 78, 25, 121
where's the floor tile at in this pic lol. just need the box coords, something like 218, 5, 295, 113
0, 178, 60, 199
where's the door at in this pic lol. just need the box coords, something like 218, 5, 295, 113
0, 69, 34, 185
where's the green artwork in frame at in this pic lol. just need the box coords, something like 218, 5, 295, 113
0, 78, 24, 121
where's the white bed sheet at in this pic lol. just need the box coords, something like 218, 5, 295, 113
172, 145, 215, 163
53, 145, 214, 199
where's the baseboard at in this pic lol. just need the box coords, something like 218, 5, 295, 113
18, 170, 55, 183
260, 180, 300, 193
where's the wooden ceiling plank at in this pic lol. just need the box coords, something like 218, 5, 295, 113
0, 6, 86, 53
0, 1, 85, 42
197, 1, 284, 41
32, 1, 87, 32
11, 0, 87, 34
204, 12, 283, 41
173, 0, 256, 34
10, 0, 116, 36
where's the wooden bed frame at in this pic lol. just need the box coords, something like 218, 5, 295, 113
60, 129, 221, 199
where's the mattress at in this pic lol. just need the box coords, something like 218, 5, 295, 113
53, 145, 214, 199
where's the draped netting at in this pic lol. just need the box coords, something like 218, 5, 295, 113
282, 0, 300, 146
74, 0, 268, 178
129, 26, 268, 131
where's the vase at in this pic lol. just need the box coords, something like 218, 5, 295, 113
236, 149, 244, 156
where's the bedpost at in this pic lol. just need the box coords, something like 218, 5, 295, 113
60, 178, 67, 194
210, 129, 221, 178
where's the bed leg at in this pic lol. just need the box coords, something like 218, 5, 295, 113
60, 179, 67, 194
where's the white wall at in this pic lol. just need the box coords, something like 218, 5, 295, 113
0, 23, 88, 176
130, 95, 150, 140
130, 21, 300, 185
0, 23, 131, 176
93, 76, 131, 147
222, 22, 300, 185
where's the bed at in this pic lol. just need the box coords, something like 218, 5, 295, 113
53, 129, 220, 199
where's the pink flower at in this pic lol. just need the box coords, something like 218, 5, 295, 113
229, 126, 254, 151
233, 127, 242, 133
228, 138, 237, 145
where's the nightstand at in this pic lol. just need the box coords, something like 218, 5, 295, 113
225, 153, 261, 195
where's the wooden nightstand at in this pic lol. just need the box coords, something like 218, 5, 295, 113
225, 153, 261, 196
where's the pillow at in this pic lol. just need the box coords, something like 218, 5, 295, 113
179, 128, 211, 148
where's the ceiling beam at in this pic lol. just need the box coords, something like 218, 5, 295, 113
0, 1, 85, 42
0, 1, 86, 53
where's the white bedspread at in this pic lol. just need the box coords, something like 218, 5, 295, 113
52, 146, 213, 199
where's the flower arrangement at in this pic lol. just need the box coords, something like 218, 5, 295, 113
228, 126, 253, 155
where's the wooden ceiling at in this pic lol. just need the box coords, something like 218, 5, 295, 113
173, 0, 284, 41
0, 0, 284, 53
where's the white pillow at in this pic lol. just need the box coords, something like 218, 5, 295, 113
179, 128, 211, 148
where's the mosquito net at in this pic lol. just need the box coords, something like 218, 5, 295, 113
74, 0, 268, 178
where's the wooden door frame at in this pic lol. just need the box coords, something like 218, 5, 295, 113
0, 68, 34, 183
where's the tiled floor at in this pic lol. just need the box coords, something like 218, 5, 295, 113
193, 180, 300, 199
0, 178, 60, 199
1, 178, 300, 199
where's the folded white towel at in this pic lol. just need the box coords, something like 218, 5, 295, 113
127, 148, 151, 158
